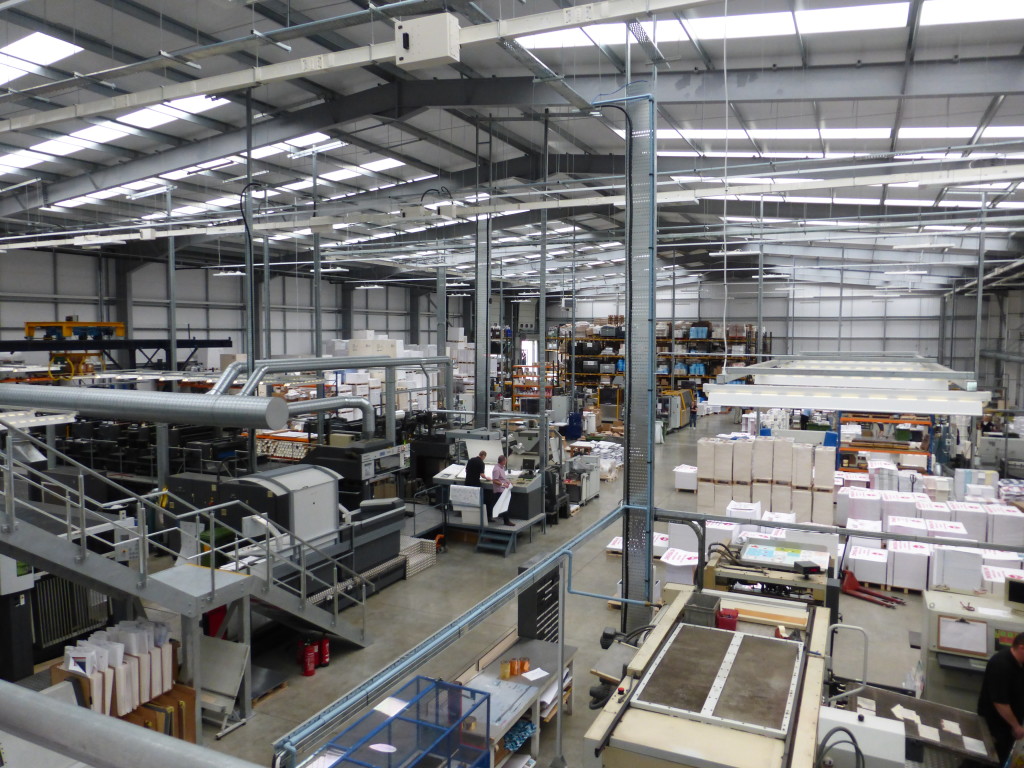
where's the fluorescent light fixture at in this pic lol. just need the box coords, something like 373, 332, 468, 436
797, 3, 908, 34
686, 11, 795, 40
360, 158, 404, 173
921, 0, 1024, 26
884, 269, 928, 275
709, 249, 760, 256
354, 284, 385, 290
166, 95, 229, 114
287, 139, 346, 158
322, 168, 360, 182
214, 269, 245, 277
318, 265, 348, 273
447, 282, 470, 287
252, 28, 292, 51
761, 273, 790, 279
449, 292, 471, 297
126, 184, 174, 200
891, 241, 952, 250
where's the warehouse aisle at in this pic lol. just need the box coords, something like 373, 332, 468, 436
208, 413, 922, 766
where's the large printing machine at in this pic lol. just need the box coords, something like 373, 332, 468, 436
585, 576, 1003, 768
166, 464, 407, 604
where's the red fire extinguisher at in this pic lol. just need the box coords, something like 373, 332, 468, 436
301, 640, 318, 677
318, 636, 330, 668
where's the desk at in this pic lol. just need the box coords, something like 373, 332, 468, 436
464, 638, 576, 768
704, 551, 829, 604
433, 463, 543, 521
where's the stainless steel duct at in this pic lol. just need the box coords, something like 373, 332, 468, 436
981, 349, 1024, 364
0, 384, 288, 429
0, 678, 264, 768
221, 356, 453, 397
287, 396, 375, 439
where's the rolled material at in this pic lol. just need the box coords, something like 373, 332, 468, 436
0, 384, 288, 429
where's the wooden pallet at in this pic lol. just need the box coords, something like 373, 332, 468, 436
253, 680, 288, 706
858, 581, 922, 596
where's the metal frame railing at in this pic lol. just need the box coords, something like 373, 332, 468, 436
0, 421, 372, 633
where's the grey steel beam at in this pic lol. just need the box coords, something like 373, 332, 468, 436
474, 217, 491, 426
0, 78, 554, 218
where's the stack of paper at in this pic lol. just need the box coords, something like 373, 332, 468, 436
916, 500, 952, 522
672, 464, 698, 491
849, 489, 883, 522
714, 441, 734, 483
868, 461, 900, 491
660, 548, 699, 586
847, 546, 889, 584
792, 443, 814, 487
847, 518, 883, 549
697, 481, 715, 513
773, 438, 794, 482
733, 440, 753, 483
761, 510, 796, 536
982, 565, 1020, 594
925, 519, 969, 540
886, 516, 927, 536
989, 506, 1024, 547
752, 482, 773, 512
882, 491, 919, 519
837, 470, 870, 489
949, 502, 988, 542
982, 549, 1024, 571
706, 520, 739, 550
752, 437, 775, 481
772, 484, 793, 515
836, 487, 854, 526
726, 500, 762, 520
930, 546, 984, 593
812, 490, 834, 525
814, 445, 836, 489
966, 483, 997, 500
954, 469, 999, 501
697, 438, 717, 481
888, 541, 931, 590
792, 488, 812, 523
922, 475, 952, 502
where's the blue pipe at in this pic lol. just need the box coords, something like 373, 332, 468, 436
274, 505, 628, 765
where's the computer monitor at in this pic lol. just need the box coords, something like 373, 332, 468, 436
521, 458, 536, 473
1006, 576, 1024, 614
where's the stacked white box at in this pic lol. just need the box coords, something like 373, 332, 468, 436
954, 469, 999, 500
887, 541, 931, 591
814, 446, 836, 489
752, 437, 774, 481
752, 482, 772, 512
868, 461, 900, 491
836, 487, 854, 526
886, 516, 927, 536
707, 520, 739, 549
714, 441, 734, 483
882, 491, 920, 519
922, 475, 952, 502
761, 511, 796, 535
967, 483, 997, 500
733, 440, 753, 483
673, 464, 698, 491
652, 532, 671, 558
726, 500, 762, 521
812, 490, 834, 525
916, 500, 952, 522
989, 506, 1024, 547
660, 549, 699, 586
697, 438, 717, 481
772, 484, 793, 516
847, 546, 889, 584
847, 518, 882, 549
983, 549, 1024, 571
849, 489, 883, 522
930, 547, 984, 593
982, 565, 1018, 594
773, 438, 794, 483
925, 519, 968, 540
950, 501, 988, 542
837, 470, 870, 489
714, 484, 733, 515
792, 488, 813, 523
792, 443, 814, 487
732, 484, 752, 503
697, 481, 715, 512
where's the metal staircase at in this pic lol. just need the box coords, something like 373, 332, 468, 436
0, 422, 371, 647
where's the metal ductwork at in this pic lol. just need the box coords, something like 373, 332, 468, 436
0, 384, 288, 429
287, 396, 375, 439
208, 355, 454, 398
0, 678, 264, 768
981, 349, 1024, 364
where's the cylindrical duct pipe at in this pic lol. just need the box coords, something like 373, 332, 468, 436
0, 384, 288, 429
0, 678, 264, 768
286, 397, 375, 439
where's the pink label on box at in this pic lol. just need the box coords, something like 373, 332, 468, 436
660, 548, 699, 567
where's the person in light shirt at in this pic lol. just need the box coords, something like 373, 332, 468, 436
491, 454, 513, 526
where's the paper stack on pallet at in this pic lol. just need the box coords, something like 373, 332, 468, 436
886, 516, 927, 537
930, 547, 984, 593
847, 546, 889, 584
667, 520, 738, 555
887, 541, 931, 591
847, 518, 882, 549
982, 565, 1024, 594
916, 500, 952, 522
836, 487, 854, 526
849, 489, 883, 522
953, 468, 999, 500
950, 501, 988, 541
925, 519, 969, 540
989, 505, 1024, 546
922, 475, 952, 502
983, 549, 1024, 571
660, 548, 699, 585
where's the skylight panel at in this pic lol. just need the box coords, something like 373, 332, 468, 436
204, 197, 238, 207
166, 95, 229, 114
0, 32, 82, 86
685, 11, 796, 40
283, 180, 315, 191
921, 0, 1024, 25
0, 150, 48, 169
30, 138, 85, 156
982, 126, 1024, 138
820, 128, 892, 139
119, 106, 180, 130
360, 158, 404, 172
898, 127, 975, 139
123, 178, 162, 190
171, 206, 206, 216
71, 124, 130, 144
248, 146, 283, 159
322, 168, 360, 182
796, 3, 908, 34
517, 28, 592, 48
286, 132, 331, 147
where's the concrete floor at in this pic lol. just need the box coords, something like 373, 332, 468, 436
205, 412, 924, 767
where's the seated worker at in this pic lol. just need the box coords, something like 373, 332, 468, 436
981, 414, 1000, 434
978, 632, 1024, 764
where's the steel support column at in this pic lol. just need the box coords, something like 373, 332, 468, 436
474, 218, 491, 426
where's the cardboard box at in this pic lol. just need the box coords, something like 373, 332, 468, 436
771, 483, 792, 515
949, 501, 988, 541
697, 438, 717, 481
697, 480, 715, 512
813, 446, 836, 489
731, 482, 752, 503
916, 500, 951, 522
791, 488, 812, 523
752, 481, 773, 512
714, 483, 733, 515
885, 515, 927, 536
732, 440, 753, 483
792, 443, 813, 487
847, 546, 889, 585
714, 440, 733, 483
752, 438, 774, 481
812, 489, 834, 525
673, 464, 698, 491
888, 541, 930, 591
849, 489, 882, 522
846, 518, 882, 549
930, 546, 983, 594
772, 438, 794, 483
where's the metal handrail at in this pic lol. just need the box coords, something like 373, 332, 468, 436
0, 423, 371, 624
